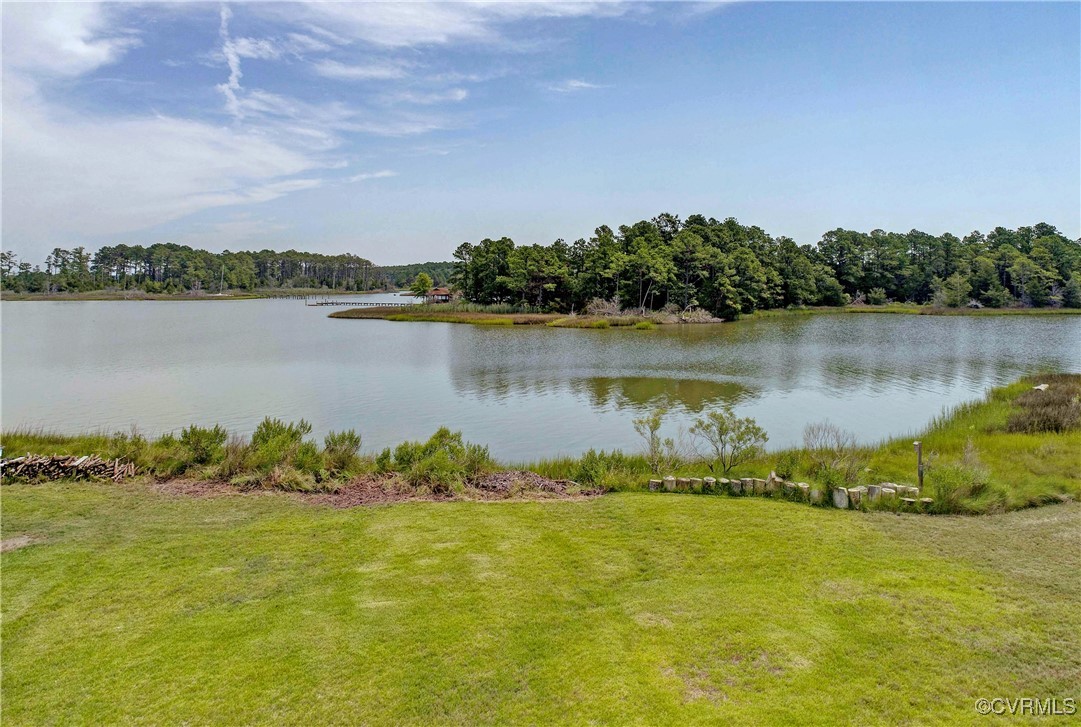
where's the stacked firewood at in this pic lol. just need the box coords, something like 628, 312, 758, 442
0, 455, 136, 483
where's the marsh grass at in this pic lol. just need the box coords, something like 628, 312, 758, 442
4, 375, 1078, 513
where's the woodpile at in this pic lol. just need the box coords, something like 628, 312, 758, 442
1, 455, 135, 483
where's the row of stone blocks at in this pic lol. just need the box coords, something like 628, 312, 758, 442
647, 474, 934, 511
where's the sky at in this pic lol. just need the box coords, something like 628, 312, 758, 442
2, 1, 1079, 265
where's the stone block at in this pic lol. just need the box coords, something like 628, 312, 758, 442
810, 488, 823, 504
663, 476, 676, 492
689, 478, 703, 492
676, 477, 690, 491
703, 477, 716, 492
798, 483, 810, 501
900, 497, 917, 509
648, 479, 662, 492
752, 478, 767, 495
867, 485, 882, 501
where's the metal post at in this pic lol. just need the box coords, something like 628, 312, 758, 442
913, 441, 923, 491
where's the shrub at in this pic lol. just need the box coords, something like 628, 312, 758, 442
775, 450, 801, 480
633, 320, 656, 330
866, 288, 888, 305
324, 429, 362, 475
584, 297, 621, 316
375, 447, 393, 473
145, 433, 190, 478
247, 418, 321, 477
574, 449, 633, 489
802, 421, 866, 484
106, 427, 149, 468
179, 424, 228, 465
689, 406, 768, 474
633, 406, 668, 474
928, 461, 1004, 514
217, 434, 250, 479
389, 428, 492, 492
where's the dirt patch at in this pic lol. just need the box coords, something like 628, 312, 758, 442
148, 472, 601, 509
1, 535, 38, 553
471, 470, 601, 498
299, 478, 435, 508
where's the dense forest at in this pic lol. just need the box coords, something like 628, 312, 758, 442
0, 244, 387, 294
380, 262, 456, 289
450, 215, 1081, 317
4, 218, 1079, 314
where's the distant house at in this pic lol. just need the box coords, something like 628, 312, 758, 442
425, 287, 452, 303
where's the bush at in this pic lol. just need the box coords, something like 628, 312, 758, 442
633, 320, 656, 330
633, 406, 668, 474
389, 428, 492, 492
689, 406, 768, 474
145, 433, 190, 478
217, 434, 250, 479
775, 450, 801, 480
802, 421, 866, 484
324, 429, 362, 475
574, 449, 634, 489
247, 418, 321, 476
928, 461, 1004, 514
179, 424, 227, 465
866, 288, 888, 305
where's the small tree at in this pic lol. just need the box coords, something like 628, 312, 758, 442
690, 405, 768, 474
410, 272, 434, 299
633, 406, 668, 474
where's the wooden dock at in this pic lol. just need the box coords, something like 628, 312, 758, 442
305, 298, 413, 307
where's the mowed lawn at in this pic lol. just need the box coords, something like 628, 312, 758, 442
2, 485, 1079, 725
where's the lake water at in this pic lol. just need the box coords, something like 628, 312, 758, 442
2, 296, 1079, 461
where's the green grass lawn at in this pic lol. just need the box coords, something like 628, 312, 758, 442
3, 484, 1078, 725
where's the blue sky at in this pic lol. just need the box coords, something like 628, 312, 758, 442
3, 1, 1078, 264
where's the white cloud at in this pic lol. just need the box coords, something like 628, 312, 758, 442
346, 170, 398, 183
312, 59, 410, 81
2, 91, 326, 244
0, 0, 636, 254
383, 88, 469, 105
1, 2, 139, 77
271, 2, 631, 49
548, 79, 607, 93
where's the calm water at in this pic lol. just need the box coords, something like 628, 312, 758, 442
2, 297, 1079, 460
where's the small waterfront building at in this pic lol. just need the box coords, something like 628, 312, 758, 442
425, 287, 452, 303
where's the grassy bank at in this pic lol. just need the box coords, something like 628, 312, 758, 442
2, 483, 1078, 724
329, 302, 713, 328
330, 301, 1080, 328
4, 375, 1078, 515
0, 288, 396, 302
747, 303, 1081, 319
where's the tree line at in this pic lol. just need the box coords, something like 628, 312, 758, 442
0, 244, 386, 294
449, 215, 1081, 317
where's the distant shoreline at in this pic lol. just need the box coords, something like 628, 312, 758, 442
0, 288, 400, 302
329, 302, 1081, 327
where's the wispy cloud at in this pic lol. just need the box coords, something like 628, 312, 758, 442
383, 88, 469, 105
311, 59, 411, 81
548, 79, 608, 93
346, 170, 398, 183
